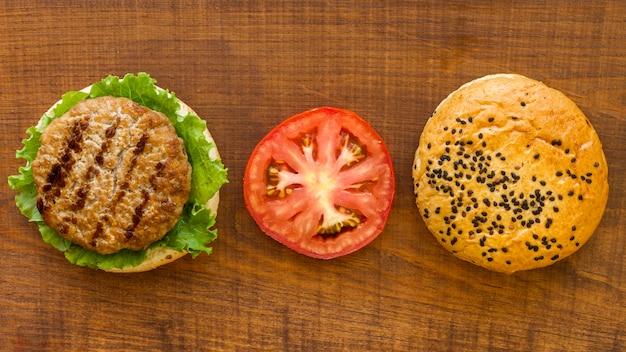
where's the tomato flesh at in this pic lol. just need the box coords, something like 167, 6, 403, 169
244, 107, 395, 259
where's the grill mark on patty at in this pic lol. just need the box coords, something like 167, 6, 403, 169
96, 116, 120, 166
131, 132, 149, 167
150, 162, 166, 188
40, 117, 90, 213
111, 132, 150, 207
125, 189, 151, 241
89, 222, 104, 247
72, 166, 98, 211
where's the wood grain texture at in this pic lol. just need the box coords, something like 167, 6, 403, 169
1, 1, 625, 350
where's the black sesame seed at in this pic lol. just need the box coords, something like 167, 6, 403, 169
594, 162, 600, 167
489, 117, 494, 122
572, 226, 577, 231
551, 255, 560, 261
578, 195, 583, 200
534, 153, 540, 159
568, 190, 574, 196
556, 171, 563, 177
427, 143, 431, 149
479, 236, 486, 246
521, 101, 526, 106
571, 157, 577, 163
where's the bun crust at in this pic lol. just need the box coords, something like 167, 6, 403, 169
412, 74, 609, 274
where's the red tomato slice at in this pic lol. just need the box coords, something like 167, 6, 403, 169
244, 107, 395, 259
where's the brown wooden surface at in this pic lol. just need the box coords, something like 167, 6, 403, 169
1, 1, 625, 351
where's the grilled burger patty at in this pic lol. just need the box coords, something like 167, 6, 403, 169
32, 96, 192, 255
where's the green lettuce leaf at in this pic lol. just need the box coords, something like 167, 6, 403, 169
8, 73, 228, 271
162, 203, 217, 258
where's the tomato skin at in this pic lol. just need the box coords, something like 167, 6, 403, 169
244, 107, 395, 259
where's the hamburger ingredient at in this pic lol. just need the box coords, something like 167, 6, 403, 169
8, 73, 228, 270
412, 74, 609, 274
244, 107, 395, 259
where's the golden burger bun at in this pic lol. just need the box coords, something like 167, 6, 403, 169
412, 73, 609, 274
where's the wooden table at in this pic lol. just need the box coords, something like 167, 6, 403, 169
2, 2, 625, 350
